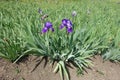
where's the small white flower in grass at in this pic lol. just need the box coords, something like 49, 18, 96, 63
72, 11, 77, 17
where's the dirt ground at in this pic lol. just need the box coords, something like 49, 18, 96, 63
0, 55, 120, 80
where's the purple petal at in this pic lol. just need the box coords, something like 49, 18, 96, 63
42, 27, 48, 33
67, 26, 73, 33
66, 23, 72, 27
60, 24, 65, 29
67, 20, 73, 26
62, 19, 69, 26
44, 22, 53, 29
50, 27, 54, 32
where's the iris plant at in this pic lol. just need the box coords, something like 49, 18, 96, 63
60, 19, 73, 33
42, 22, 54, 33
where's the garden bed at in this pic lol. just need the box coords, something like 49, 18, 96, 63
0, 0, 120, 80
0, 55, 120, 80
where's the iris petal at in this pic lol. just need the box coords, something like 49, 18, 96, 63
62, 19, 68, 26
67, 26, 73, 33
50, 27, 54, 32
44, 22, 53, 28
60, 24, 65, 29
42, 27, 48, 33
66, 22, 72, 27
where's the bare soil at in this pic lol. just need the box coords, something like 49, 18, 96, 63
0, 55, 120, 80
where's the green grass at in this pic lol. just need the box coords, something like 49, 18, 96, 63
0, 0, 120, 80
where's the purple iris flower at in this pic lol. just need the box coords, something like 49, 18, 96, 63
42, 22, 54, 33
60, 19, 73, 33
